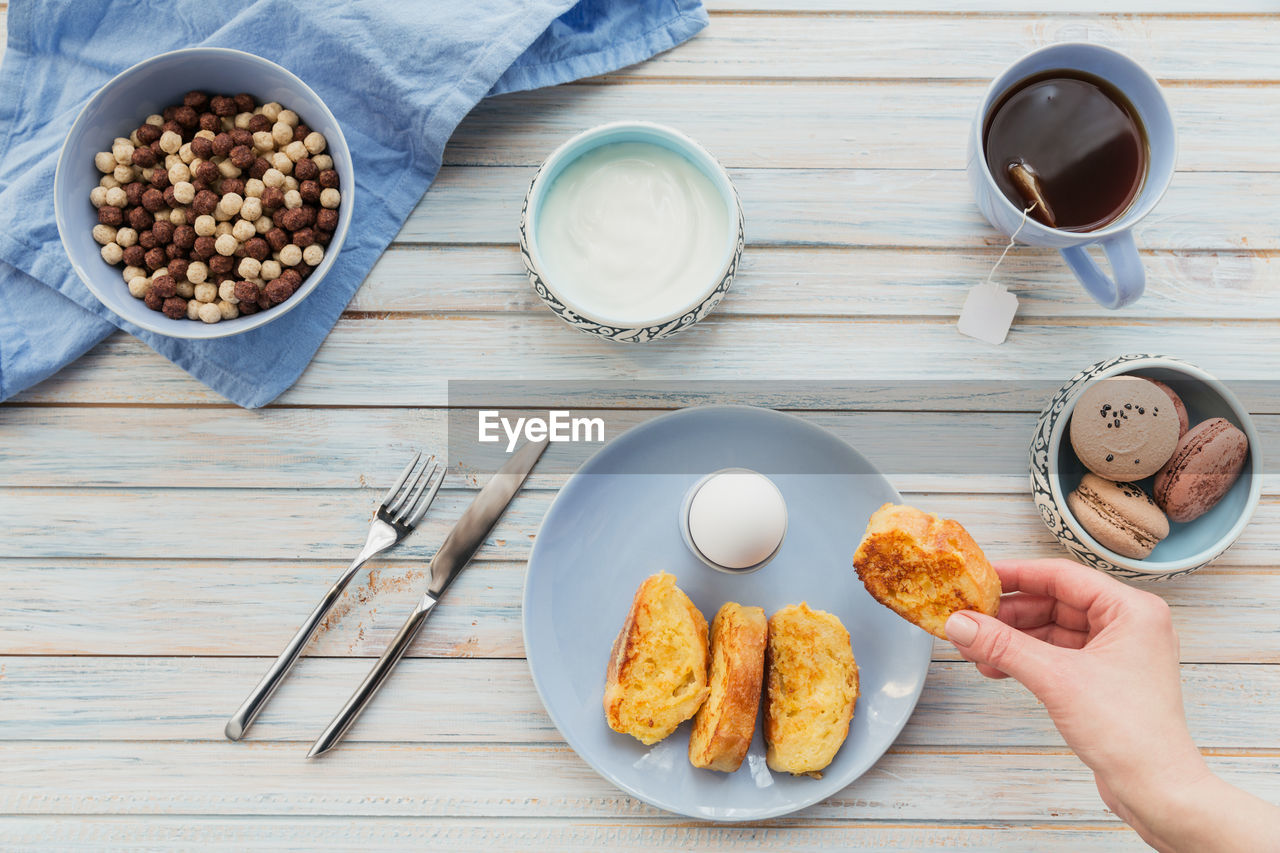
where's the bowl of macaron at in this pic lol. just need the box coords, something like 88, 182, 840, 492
1031, 354, 1262, 581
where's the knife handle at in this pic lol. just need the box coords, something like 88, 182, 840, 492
307, 593, 439, 758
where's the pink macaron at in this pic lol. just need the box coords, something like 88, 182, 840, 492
1153, 418, 1250, 523
1145, 379, 1191, 436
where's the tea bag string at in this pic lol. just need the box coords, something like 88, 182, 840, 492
986, 201, 1038, 286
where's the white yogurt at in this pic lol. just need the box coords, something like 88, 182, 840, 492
536, 141, 730, 325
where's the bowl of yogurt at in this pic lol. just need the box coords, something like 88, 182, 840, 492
520, 122, 744, 342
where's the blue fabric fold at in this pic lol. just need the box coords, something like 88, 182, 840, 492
0, 0, 706, 407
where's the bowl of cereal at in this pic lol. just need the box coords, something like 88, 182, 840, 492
54, 47, 352, 338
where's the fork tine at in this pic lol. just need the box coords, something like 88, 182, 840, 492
387, 455, 433, 516
381, 452, 422, 508
404, 464, 445, 527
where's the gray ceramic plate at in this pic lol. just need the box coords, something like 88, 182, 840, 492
522, 406, 933, 821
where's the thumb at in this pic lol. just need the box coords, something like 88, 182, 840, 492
945, 610, 1059, 693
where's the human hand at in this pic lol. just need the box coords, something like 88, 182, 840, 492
943, 559, 1209, 829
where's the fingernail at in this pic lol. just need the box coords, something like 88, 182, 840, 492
945, 612, 978, 646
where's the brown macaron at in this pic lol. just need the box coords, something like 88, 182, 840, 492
1067, 473, 1170, 560
1153, 418, 1250, 523
1070, 376, 1180, 481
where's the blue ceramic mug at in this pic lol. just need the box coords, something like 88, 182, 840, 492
967, 44, 1176, 309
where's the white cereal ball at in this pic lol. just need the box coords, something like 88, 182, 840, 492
92, 224, 118, 245
260, 259, 282, 281
145, 114, 164, 127
278, 244, 303, 267
238, 257, 262, 279
187, 299, 203, 320
154, 208, 173, 223
283, 189, 302, 210
105, 186, 128, 208
168, 163, 191, 185
221, 116, 235, 132
320, 188, 341, 209
214, 220, 233, 237
112, 140, 134, 165
218, 192, 244, 217
302, 244, 324, 266
262, 168, 285, 189
303, 132, 327, 156
112, 164, 135, 183
178, 142, 195, 164
195, 129, 215, 141
100, 242, 124, 264
271, 121, 293, 147
217, 159, 242, 179
127, 276, 150, 298
239, 196, 263, 222
122, 264, 146, 282
312, 154, 334, 171
284, 140, 308, 162
169, 208, 188, 226
219, 280, 239, 303
99, 174, 121, 189
164, 153, 181, 170
153, 267, 169, 279
159, 130, 182, 154
270, 152, 293, 175
283, 176, 298, 191
278, 109, 299, 128
89, 186, 108, 208
261, 102, 282, 122
194, 281, 218, 303
213, 206, 232, 223
172, 181, 195, 205
214, 233, 238, 256
244, 178, 265, 198
234, 112, 253, 130
175, 280, 195, 299
186, 261, 208, 284
129, 129, 142, 146
231, 219, 256, 242
193, 215, 217, 237
140, 166, 155, 181
198, 301, 223, 324
116, 227, 138, 248
252, 131, 275, 152
94, 151, 117, 173
218, 299, 239, 320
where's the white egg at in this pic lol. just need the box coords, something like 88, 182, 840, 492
686, 469, 787, 571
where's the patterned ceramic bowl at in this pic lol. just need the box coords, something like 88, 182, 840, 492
519, 122, 744, 343
1031, 354, 1262, 581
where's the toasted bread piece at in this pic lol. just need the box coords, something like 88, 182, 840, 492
689, 602, 767, 772
853, 503, 1000, 640
764, 603, 858, 777
604, 572, 710, 745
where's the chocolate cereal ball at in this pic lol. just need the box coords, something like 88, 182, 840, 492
162, 296, 188, 319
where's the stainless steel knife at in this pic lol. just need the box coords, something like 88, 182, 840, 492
307, 437, 549, 758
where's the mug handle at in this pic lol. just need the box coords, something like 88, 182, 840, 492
1060, 232, 1145, 309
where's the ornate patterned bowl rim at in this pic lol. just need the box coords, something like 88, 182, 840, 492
1039, 354, 1262, 578
521, 120, 743, 330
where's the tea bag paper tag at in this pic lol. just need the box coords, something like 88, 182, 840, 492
958, 281, 1018, 345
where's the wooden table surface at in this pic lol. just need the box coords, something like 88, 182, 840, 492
3, 2, 1279, 849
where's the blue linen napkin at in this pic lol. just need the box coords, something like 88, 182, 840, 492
0, 0, 707, 407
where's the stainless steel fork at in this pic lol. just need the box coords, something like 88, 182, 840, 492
224, 453, 445, 741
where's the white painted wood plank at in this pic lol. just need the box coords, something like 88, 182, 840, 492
3, 657, 1276, 750
13, 314, 1280, 406
2, 741, 1277, 820
353, 246, 1280, 321
404, 167, 1279, 251
2, 557, 1276, 662
0, 816, 1154, 853
454, 83, 1280, 173
607, 15, 1280, 81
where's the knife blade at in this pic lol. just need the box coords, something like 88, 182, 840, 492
307, 437, 549, 758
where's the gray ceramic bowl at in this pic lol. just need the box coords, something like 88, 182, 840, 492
519, 121, 745, 343
54, 47, 354, 339
1031, 354, 1262, 581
